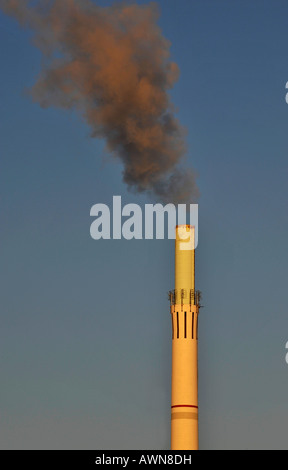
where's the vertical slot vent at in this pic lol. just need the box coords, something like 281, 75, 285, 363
176, 312, 179, 339
192, 311, 194, 339
184, 311, 187, 338
196, 314, 198, 340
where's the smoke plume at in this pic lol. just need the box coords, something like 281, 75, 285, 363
0, 0, 198, 203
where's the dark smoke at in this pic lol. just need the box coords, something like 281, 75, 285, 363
0, 0, 199, 203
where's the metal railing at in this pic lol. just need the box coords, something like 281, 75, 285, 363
168, 289, 202, 308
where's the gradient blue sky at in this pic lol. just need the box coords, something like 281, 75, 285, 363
1, 0, 288, 450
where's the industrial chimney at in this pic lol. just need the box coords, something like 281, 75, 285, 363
169, 225, 201, 450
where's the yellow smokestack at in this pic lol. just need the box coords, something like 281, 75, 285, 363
169, 225, 200, 450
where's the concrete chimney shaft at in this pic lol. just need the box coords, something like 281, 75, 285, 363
169, 225, 200, 450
